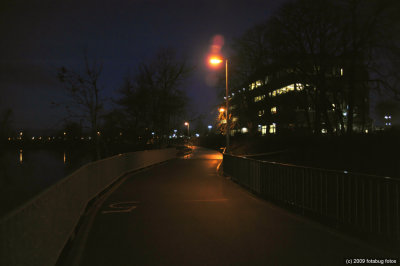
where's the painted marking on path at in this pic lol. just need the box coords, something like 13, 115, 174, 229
101, 201, 139, 214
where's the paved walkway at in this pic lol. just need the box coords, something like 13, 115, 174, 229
72, 147, 392, 265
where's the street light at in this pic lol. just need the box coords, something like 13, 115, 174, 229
184, 122, 190, 137
210, 56, 230, 153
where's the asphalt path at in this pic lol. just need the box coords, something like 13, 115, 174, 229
76, 147, 394, 266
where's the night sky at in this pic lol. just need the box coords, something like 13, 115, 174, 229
0, 0, 286, 131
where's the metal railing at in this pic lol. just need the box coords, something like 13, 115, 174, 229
223, 153, 400, 241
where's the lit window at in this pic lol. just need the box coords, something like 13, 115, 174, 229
269, 123, 276, 134
262, 125, 267, 136
340, 68, 344, 76
295, 83, 304, 91
271, 107, 277, 114
272, 91, 276, 97
254, 95, 266, 102
256, 80, 263, 87
321, 129, 327, 134
241, 127, 248, 133
258, 110, 265, 117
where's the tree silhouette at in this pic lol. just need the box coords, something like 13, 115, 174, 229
117, 48, 191, 143
57, 51, 104, 159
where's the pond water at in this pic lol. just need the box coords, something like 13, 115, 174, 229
0, 149, 92, 217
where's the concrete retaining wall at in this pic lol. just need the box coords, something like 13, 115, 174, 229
0, 148, 176, 266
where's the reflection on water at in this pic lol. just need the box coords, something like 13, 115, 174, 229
0, 149, 92, 216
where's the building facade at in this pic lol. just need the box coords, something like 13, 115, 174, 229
224, 66, 370, 136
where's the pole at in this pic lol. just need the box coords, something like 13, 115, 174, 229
225, 59, 230, 153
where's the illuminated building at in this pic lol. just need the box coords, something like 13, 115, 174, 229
226, 65, 371, 136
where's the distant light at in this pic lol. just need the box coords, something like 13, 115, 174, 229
97, 131, 100, 135
219, 107, 225, 113
184, 122, 189, 126
343, 112, 347, 116
195, 133, 200, 137
120, 132, 123, 136
39, 136, 42, 140
384, 115, 388, 119
243, 88, 245, 91
8, 137, 11, 141
169, 136, 172, 139
208, 125, 212, 129
20, 132, 23, 136
174, 129, 177, 133
365, 129, 368, 133
152, 132, 155, 135
344, 171, 348, 174
241, 127, 248, 133
388, 116, 392, 119
32, 137, 35, 140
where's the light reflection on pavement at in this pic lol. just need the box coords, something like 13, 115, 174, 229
183, 146, 223, 160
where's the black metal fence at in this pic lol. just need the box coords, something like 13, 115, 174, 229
223, 153, 400, 241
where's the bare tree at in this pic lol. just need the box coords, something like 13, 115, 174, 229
117, 48, 191, 143
57, 51, 104, 159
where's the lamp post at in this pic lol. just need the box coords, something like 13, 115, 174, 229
210, 57, 230, 153
184, 122, 190, 137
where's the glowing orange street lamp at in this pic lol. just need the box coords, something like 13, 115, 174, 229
184, 121, 190, 137
210, 58, 223, 65
219, 107, 225, 113
209, 56, 230, 153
